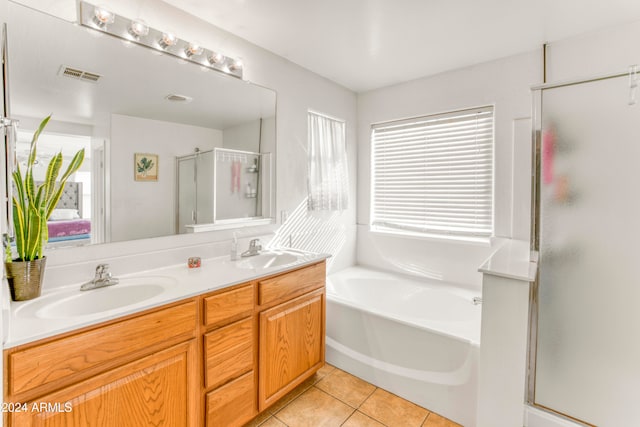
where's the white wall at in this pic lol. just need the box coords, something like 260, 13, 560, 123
357, 52, 541, 288
110, 114, 222, 242
548, 20, 640, 83
15, 0, 357, 279
223, 119, 261, 152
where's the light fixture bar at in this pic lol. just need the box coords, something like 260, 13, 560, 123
78, 1, 243, 79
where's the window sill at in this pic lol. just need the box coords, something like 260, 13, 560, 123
369, 226, 493, 247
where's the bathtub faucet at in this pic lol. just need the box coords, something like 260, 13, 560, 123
241, 239, 262, 257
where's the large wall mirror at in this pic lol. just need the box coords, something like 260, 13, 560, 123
5, 2, 277, 248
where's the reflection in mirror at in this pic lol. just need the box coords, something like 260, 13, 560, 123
6, 2, 276, 248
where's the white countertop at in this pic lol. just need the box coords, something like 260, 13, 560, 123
478, 239, 538, 282
5, 250, 329, 348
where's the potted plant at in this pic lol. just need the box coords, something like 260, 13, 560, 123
4, 115, 84, 301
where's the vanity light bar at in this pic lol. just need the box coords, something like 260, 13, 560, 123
79, 1, 243, 79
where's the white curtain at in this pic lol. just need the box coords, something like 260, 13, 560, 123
307, 111, 349, 211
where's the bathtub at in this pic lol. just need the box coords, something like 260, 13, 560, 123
326, 266, 481, 427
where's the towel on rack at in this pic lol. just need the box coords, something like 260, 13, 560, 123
231, 160, 241, 193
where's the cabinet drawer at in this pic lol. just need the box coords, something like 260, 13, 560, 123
258, 261, 325, 306
203, 284, 254, 328
206, 371, 256, 427
204, 317, 253, 390
8, 300, 197, 397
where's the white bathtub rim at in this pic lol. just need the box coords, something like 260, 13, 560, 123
335, 265, 481, 297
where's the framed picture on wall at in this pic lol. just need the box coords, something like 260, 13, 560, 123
134, 153, 158, 181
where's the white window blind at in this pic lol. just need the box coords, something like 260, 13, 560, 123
371, 106, 494, 238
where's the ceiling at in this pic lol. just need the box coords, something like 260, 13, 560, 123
163, 0, 640, 92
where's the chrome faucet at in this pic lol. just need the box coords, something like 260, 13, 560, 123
241, 239, 262, 257
80, 264, 119, 291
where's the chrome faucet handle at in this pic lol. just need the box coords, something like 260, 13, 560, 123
241, 239, 262, 257
81, 264, 117, 291
95, 263, 110, 279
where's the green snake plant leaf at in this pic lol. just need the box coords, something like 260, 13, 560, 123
24, 166, 35, 209
12, 164, 27, 259
34, 185, 45, 212
12, 163, 25, 215
25, 205, 42, 261
8, 115, 84, 261
46, 148, 85, 219
24, 115, 50, 209
11, 196, 25, 260
58, 149, 84, 183
43, 152, 63, 202
39, 206, 48, 260
27, 115, 50, 167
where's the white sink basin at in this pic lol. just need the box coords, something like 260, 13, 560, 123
14, 276, 176, 319
234, 250, 302, 270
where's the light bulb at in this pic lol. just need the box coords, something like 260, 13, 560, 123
229, 58, 243, 71
208, 51, 224, 65
93, 5, 115, 27
184, 42, 203, 57
129, 19, 149, 38
159, 32, 178, 49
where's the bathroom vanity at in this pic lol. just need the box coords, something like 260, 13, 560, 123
3, 256, 326, 427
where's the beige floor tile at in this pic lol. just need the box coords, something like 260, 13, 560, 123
259, 417, 287, 427
316, 362, 337, 379
342, 410, 386, 427
243, 410, 272, 426
267, 375, 317, 414
274, 386, 354, 427
359, 388, 429, 427
316, 369, 376, 408
421, 413, 462, 427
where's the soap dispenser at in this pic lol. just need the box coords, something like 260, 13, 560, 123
230, 232, 239, 261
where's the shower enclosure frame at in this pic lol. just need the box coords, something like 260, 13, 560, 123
175, 148, 213, 233
527, 67, 636, 427
175, 147, 274, 233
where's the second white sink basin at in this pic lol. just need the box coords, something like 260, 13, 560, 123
14, 276, 176, 319
234, 250, 302, 270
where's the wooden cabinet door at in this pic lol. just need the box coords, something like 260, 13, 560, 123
10, 341, 198, 427
258, 289, 325, 410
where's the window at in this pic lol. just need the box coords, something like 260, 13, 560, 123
307, 111, 349, 211
370, 106, 494, 239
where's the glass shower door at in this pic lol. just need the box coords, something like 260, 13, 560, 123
196, 151, 214, 224
177, 157, 196, 234
535, 75, 640, 425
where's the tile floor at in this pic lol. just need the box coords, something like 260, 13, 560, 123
244, 364, 462, 427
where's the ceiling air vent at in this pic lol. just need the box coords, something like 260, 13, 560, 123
59, 65, 102, 83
